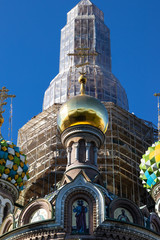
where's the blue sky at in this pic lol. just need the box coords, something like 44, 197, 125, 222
0, 0, 160, 143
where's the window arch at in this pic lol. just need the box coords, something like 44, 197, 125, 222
109, 198, 143, 226
150, 212, 160, 233
64, 190, 96, 234
3, 203, 10, 221
78, 139, 86, 162
18, 198, 52, 226
0, 214, 13, 235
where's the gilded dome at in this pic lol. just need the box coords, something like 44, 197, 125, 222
57, 94, 108, 133
0, 138, 29, 191
139, 141, 160, 192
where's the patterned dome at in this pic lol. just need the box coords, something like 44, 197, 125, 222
0, 138, 29, 191
139, 141, 160, 192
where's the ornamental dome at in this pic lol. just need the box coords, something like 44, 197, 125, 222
139, 141, 160, 192
0, 138, 29, 191
57, 74, 108, 134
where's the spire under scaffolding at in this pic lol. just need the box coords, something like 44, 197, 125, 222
43, 1, 129, 111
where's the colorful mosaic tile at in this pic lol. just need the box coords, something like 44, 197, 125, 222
0, 138, 29, 191
140, 141, 160, 192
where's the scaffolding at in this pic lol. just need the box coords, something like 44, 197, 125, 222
17, 102, 157, 206
43, 2, 129, 111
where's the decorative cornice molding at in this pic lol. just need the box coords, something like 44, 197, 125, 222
1, 219, 160, 240
65, 164, 100, 174
0, 221, 65, 240
61, 125, 105, 148
94, 220, 160, 240
0, 179, 19, 202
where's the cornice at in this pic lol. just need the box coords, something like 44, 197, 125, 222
0, 179, 19, 202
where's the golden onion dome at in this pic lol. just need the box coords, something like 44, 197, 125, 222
57, 75, 108, 133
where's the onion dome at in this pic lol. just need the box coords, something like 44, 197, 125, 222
139, 141, 160, 192
0, 137, 29, 191
57, 75, 108, 133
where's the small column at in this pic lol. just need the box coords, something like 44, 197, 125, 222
74, 143, 79, 161
67, 147, 72, 166
86, 143, 91, 162
94, 147, 98, 166
0, 202, 5, 224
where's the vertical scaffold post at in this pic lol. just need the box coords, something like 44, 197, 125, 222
154, 93, 160, 140
0, 87, 15, 138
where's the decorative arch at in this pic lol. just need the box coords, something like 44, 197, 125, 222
0, 213, 13, 235
109, 198, 143, 226
0, 196, 13, 225
0, 196, 13, 212
64, 189, 96, 234
55, 174, 105, 229
18, 198, 52, 226
150, 212, 160, 233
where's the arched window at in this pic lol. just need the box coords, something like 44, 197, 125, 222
0, 214, 13, 235
18, 199, 52, 226
78, 139, 86, 162
3, 203, 10, 221
64, 190, 96, 235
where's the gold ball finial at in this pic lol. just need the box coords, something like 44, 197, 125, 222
78, 74, 87, 84
78, 74, 87, 95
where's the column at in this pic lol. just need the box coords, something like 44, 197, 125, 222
66, 147, 72, 166
94, 147, 98, 166
86, 143, 91, 162
0, 201, 5, 224
74, 143, 79, 161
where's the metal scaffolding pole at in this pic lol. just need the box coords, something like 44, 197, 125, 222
154, 93, 160, 140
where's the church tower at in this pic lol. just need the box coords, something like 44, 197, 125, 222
1, 1, 160, 239
17, 0, 156, 208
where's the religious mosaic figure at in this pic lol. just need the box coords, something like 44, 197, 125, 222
73, 200, 88, 233
117, 209, 130, 222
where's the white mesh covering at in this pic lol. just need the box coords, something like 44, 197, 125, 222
43, 0, 129, 111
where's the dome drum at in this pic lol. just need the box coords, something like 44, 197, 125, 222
60, 125, 103, 180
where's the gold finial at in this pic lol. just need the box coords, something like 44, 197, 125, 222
0, 87, 16, 130
78, 73, 87, 95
